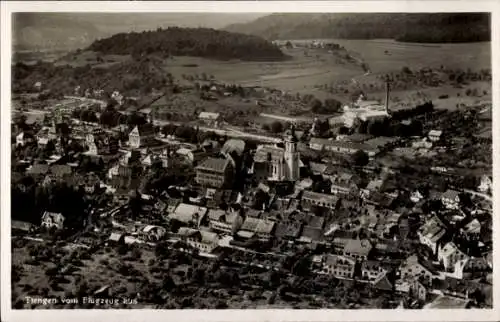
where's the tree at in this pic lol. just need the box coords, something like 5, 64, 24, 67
401, 66, 412, 74
310, 99, 323, 113
270, 121, 284, 134
352, 150, 369, 167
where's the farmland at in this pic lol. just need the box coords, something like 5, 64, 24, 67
16, 38, 491, 117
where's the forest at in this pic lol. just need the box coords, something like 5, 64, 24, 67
225, 13, 491, 43
87, 27, 288, 61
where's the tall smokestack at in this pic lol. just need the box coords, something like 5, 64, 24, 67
385, 75, 390, 114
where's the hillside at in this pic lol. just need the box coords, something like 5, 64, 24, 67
224, 13, 491, 43
12, 56, 170, 97
13, 13, 266, 51
87, 27, 288, 61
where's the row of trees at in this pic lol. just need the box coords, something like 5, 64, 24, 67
354, 118, 424, 137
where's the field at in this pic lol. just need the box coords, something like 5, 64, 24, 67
19, 39, 491, 114
302, 39, 491, 72
165, 46, 362, 92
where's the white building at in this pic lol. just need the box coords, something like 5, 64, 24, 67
438, 242, 468, 271
128, 124, 155, 149
441, 190, 461, 210
428, 130, 442, 142
478, 175, 492, 193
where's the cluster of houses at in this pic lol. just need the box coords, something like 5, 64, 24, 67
11, 90, 493, 309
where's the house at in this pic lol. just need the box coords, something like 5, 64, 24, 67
321, 254, 356, 279
16, 132, 34, 147
198, 112, 221, 127
477, 175, 492, 193
128, 124, 155, 149
343, 239, 372, 261
330, 172, 359, 196
441, 190, 461, 210
361, 260, 387, 282
139, 225, 166, 242
428, 130, 442, 142
274, 221, 302, 241
399, 255, 437, 284
236, 217, 275, 240
309, 162, 328, 176
207, 209, 244, 234
168, 203, 208, 228
177, 227, 219, 254
301, 190, 339, 210
361, 179, 384, 198
417, 216, 448, 255
410, 190, 424, 203
438, 242, 468, 272
195, 157, 235, 188
41, 211, 65, 230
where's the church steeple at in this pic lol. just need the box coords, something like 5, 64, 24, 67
285, 123, 298, 143
284, 123, 299, 181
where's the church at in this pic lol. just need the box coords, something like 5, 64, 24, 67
252, 125, 301, 182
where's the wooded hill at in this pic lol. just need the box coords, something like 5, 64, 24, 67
87, 27, 288, 61
12, 56, 170, 96
224, 13, 491, 43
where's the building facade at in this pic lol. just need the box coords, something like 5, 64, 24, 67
195, 157, 235, 188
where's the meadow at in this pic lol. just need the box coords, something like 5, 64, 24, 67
24, 38, 491, 112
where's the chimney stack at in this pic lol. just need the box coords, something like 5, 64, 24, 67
385, 75, 390, 114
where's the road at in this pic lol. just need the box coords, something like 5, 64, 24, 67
152, 119, 283, 144
464, 189, 492, 202
64, 96, 107, 107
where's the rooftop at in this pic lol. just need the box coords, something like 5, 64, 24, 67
325, 254, 355, 267
343, 239, 372, 256
442, 189, 460, 200
240, 217, 275, 235
196, 157, 231, 173
302, 190, 339, 205
221, 139, 246, 157
199, 112, 220, 120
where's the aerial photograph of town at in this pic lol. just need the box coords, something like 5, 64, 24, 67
9, 11, 492, 310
